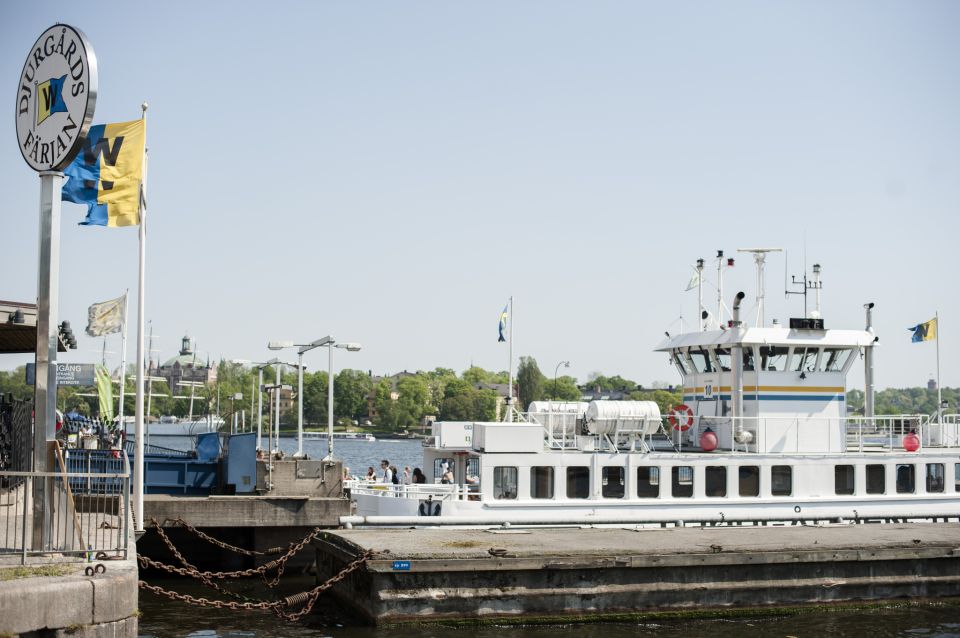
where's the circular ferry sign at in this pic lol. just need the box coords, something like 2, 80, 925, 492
14, 24, 98, 172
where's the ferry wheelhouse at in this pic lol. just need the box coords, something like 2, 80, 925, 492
345, 265, 959, 527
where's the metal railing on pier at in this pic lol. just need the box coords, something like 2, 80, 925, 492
0, 453, 130, 565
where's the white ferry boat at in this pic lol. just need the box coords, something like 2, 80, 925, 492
345, 260, 959, 527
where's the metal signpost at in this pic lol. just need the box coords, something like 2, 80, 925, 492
15, 24, 98, 546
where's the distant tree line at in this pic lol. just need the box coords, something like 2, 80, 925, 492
1, 362, 955, 432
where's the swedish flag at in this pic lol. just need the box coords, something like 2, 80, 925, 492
62, 120, 145, 227
909, 318, 937, 343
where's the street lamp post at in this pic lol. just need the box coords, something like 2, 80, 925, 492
269, 336, 362, 460
554, 361, 570, 399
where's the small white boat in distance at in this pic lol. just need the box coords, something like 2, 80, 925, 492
303, 431, 376, 442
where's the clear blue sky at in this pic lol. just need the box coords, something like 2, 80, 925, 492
2, 1, 958, 390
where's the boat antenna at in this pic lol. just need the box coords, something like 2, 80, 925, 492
786, 260, 823, 318
715, 250, 734, 324
737, 248, 782, 327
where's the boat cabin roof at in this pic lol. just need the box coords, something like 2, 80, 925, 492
655, 327, 874, 352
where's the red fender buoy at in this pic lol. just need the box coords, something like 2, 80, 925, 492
902, 430, 920, 452
700, 427, 718, 451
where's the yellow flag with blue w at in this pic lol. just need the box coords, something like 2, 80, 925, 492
909, 317, 937, 343
62, 119, 145, 227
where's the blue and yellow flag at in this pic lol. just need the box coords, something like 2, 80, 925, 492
909, 317, 937, 343
62, 119, 145, 227
36, 75, 68, 126
498, 304, 508, 342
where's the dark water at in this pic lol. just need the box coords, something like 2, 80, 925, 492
138, 579, 960, 638
139, 438, 960, 636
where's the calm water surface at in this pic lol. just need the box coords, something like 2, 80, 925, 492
139, 437, 960, 637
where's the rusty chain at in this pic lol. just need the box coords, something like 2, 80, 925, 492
167, 517, 284, 556
139, 548, 378, 622
148, 519, 323, 587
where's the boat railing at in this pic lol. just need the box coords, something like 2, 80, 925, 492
517, 411, 580, 449
346, 480, 471, 501
679, 414, 953, 454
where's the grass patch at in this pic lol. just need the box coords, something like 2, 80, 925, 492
0, 564, 74, 581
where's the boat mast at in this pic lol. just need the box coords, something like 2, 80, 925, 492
737, 248, 782, 327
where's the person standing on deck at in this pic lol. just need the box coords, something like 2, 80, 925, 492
380, 459, 393, 484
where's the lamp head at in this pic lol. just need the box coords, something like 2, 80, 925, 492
268, 340, 294, 350
337, 342, 362, 352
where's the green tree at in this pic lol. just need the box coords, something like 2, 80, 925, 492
334, 369, 372, 422
517, 356, 544, 409
301, 370, 329, 425
629, 388, 683, 414
462, 366, 493, 385
548, 375, 581, 401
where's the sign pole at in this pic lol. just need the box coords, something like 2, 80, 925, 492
33, 170, 63, 547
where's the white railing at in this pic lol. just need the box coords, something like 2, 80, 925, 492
346, 480, 473, 501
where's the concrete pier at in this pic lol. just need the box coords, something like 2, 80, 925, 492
313, 523, 960, 626
137, 460, 350, 570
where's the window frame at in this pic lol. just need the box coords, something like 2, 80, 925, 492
530, 466, 555, 500
566, 466, 590, 499
492, 466, 518, 500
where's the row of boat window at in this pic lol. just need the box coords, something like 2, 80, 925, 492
673, 346, 853, 375
490, 463, 960, 500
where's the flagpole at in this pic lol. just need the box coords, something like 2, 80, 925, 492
133, 102, 148, 533
117, 290, 129, 426
507, 296, 514, 422
936, 311, 942, 423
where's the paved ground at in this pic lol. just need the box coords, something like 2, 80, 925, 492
330, 522, 960, 560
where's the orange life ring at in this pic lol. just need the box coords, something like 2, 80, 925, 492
668, 404, 694, 432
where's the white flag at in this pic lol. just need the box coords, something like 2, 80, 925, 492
684, 269, 701, 291
86, 294, 127, 337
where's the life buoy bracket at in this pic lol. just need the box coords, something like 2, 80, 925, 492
668, 404, 695, 432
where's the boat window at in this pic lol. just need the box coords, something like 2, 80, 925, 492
705, 466, 727, 497
530, 466, 554, 499
866, 464, 885, 494
738, 466, 759, 497
835, 465, 855, 495
742, 347, 756, 372
493, 467, 518, 500
822, 348, 851, 372
714, 348, 732, 372
760, 346, 785, 371
672, 466, 694, 498
771, 465, 792, 496
466, 457, 480, 479
434, 458, 454, 481
793, 347, 818, 372
602, 466, 625, 499
566, 467, 590, 499
672, 351, 689, 375
637, 467, 660, 498
896, 464, 916, 494
689, 350, 713, 374
926, 464, 945, 493
955, 464, 960, 492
